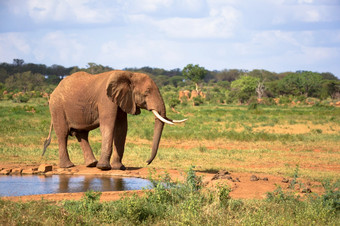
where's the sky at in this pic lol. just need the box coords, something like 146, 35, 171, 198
1, 0, 340, 77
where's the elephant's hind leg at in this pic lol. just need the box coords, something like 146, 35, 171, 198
75, 131, 98, 167
56, 133, 74, 168
52, 113, 74, 168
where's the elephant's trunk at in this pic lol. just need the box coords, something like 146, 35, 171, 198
146, 117, 164, 165
146, 97, 166, 165
146, 91, 187, 165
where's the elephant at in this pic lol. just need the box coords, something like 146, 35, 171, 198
42, 70, 186, 170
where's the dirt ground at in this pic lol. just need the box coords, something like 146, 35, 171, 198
1, 164, 324, 202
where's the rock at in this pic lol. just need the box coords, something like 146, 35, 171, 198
56, 168, 66, 173
262, 177, 269, 181
282, 178, 289, 183
38, 164, 53, 173
11, 168, 23, 174
250, 175, 259, 181
212, 170, 230, 180
22, 168, 38, 174
0, 169, 12, 175
301, 187, 312, 193
223, 175, 233, 180
230, 177, 240, 182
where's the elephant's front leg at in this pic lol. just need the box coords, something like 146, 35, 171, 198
112, 109, 127, 170
97, 124, 114, 170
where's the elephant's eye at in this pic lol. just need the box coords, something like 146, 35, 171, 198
144, 88, 151, 95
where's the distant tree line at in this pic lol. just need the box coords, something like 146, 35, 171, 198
0, 59, 339, 104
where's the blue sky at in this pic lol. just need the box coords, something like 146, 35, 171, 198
1, 0, 340, 77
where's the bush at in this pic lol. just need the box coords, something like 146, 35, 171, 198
12, 92, 31, 103
193, 96, 204, 106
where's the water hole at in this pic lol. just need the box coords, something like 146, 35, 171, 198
0, 175, 153, 197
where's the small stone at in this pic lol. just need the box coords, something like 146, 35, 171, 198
262, 177, 269, 181
56, 168, 66, 173
250, 175, 259, 181
38, 164, 53, 173
218, 170, 230, 175
221, 175, 233, 180
22, 168, 38, 174
11, 168, 23, 174
235, 177, 240, 182
282, 178, 289, 183
301, 187, 312, 193
0, 169, 12, 175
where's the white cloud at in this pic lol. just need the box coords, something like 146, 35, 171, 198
33, 31, 85, 64
0, 33, 31, 61
1, 0, 339, 77
145, 6, 240, 39
99, 37, 184, 69
8, 0, 119, 24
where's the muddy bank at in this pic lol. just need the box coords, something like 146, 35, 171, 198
0, 164, 323, 202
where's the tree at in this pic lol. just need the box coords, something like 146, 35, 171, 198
230, 76, 259, 103
320, 80, 340, 99
321, 72, 338, 81
5, 71, 45, 92
277, 71, 322, 97
248, 69, 278, 81
13, 59, 24, 66
214, 69, 243, 82
182, 64, 207, 91
256, 80, 266, 99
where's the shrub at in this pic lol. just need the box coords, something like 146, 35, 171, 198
193, 96, 204, 106
12, 92, 31, 103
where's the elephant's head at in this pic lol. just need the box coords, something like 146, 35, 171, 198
106, 70, 186, 165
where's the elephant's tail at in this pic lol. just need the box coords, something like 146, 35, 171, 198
42, 122, 53, 156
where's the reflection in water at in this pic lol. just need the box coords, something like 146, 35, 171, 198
0, 175, 153, 197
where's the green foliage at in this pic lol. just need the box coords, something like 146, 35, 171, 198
12, 92, 31, 103
1, 168, 339, 225
182, 64, 207, 91
278, 71, 323, 97
5, 71, 46, 92
192, 95, 204, 106
230, 75, 260, 103
289, 164, 300, 189
185, 165, 203, 192
217, 183, 231, 207
162, 91, 180, 108
321, 179, 340, 211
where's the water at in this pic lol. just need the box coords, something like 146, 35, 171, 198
0, 175, 153, 197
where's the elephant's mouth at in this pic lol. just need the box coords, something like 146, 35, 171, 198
151, 110, 187, 125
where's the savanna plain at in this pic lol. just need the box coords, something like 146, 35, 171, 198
0, 97, 339, 225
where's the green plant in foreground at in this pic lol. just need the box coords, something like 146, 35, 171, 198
289, 164, 300, 189
1, 169, 339, 225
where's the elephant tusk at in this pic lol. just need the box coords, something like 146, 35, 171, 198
152, 110, 174, 125
172, 119, 188, 123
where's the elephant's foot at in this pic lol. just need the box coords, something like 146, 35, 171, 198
96, 162, 111, 170
111, 162, 126, 171
85, 160, 98, 167
59, 160, 75, 168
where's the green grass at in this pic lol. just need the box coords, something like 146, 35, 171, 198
1, 167, 339, 225
0, 99, 339, 180
1, 99, 339, 225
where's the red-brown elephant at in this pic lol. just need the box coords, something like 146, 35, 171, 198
43, 70, 186, 170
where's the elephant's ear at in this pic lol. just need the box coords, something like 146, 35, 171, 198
106, 71, 137, 115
